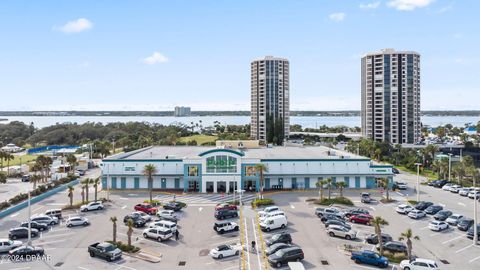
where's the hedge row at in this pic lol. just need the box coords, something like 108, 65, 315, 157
313, 197, 354, 206
106, 241, 140, 253
251, 198, 275, 207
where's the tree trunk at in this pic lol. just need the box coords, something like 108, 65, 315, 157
407, 239, 412, 260
69, 193, 73, 206
94, 186, 98, 201
376, 226, 384, 255
149, 176, 153, 203
340, 187, 343, 197
113, 223, 117, 242
86, 185, 89, 202
260, 171, 264, 199
328, 185, 331, 199
6, 160, 9, 177
127, 229, 132, 247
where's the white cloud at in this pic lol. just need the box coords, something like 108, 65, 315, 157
57, 18, 93, 33
359, 2, 381, 10
387, 0, 435, 11
142, 52, 169, 65
328, 12, 346, 22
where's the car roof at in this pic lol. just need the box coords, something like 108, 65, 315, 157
414, 258, 437, 264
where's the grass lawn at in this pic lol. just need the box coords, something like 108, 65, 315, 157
178, 135, 217, 145
396, 165, 437, 181
5, 154, 37, 166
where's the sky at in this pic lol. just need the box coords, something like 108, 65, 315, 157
0, 0, 478, 111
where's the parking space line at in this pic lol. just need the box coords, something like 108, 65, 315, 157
244, 218, 251, 270
115, 263, 136, 270
36, 239, 67, 246
455, 244, 474, 253
10, 267, 31, 270
290, 204, 295, 209
251, 218, 262, 270
78, 267, 90, 270
32, 206, 44, 213
39, 232, 74, 239
458, 202, 466, 207
470, 255, 480, 263
442, 235, 464, 244
10, 213, 19, 218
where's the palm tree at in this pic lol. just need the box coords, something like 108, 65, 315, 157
31, 175, 41, 190
110, 216, 117, 243
126, 218, 134, 247
398, 228, 420, 260
315, 179, 327, 201
81, 185, 86, 204
67, 185, 74, 206
93, 177, 100, 201
325, 178, 333, 199
0, 172, 6, 184
82, 178, 91, 202
254, 163, 268, 199
336, 182, 347, 197
372, 216, 389, 255
378, 178, 390, 200
143, 164, 157, 203
4, 153, 13, 176
66, 154, 77, 175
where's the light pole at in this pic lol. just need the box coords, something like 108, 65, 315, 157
415, 163, 422, 202
27, 189, 32, 246
106, 163, 110, 200
474, 175, 478, 245
448, 153, 452, 183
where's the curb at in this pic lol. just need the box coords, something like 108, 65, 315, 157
123, 250, 162, 263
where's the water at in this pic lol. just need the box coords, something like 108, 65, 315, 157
0, 115, 479, 129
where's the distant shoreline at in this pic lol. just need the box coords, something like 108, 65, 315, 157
1, 110, 480, 117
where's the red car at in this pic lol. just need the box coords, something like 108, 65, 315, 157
215, 203, 238, 211
349, 214, 373, 225
134, 203, 157, 215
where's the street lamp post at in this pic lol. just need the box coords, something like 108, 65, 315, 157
415, 163, 422, 202
27, 189, 31, 246
474, 176, 478, 245
448, 153, 452, 183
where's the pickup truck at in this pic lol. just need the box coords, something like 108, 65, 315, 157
351, 250, 389, 268
88, 242, 122, 262
315, 207, 344, 219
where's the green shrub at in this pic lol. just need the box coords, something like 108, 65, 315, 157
407, 200, 418, 205
106, 241, 140, 253
251, 198, 275, 207
226, 200, 240, 205
382, 250, 408, 263
143, 199, 161, 206
0, 201, 11, 211
171, 201, 187, 208
313, 197, 354, 206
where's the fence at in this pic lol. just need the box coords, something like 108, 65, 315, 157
0, 179, 80, 219
27, 145, 79, 154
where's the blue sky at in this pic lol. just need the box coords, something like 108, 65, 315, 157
0, 0, 477, 111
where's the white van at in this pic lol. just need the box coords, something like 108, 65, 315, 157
260, 215, 287, 232
149, 220, 177, 232
259, 210, 286, 222
258, 206, 280, 217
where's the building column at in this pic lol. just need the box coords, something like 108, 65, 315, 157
213, 181, 218, 193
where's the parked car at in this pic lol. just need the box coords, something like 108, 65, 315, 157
400, 258, 439, 270
267, 246, 304, 268
80, 201, 104, 212
265, 233, 292, 246
215, 209, 238, 220
66, 216, 90, 227
392, 168, 400, 174
209, 244, 241, 259
157, 209, 176, 219
344, 208, 369, 218
20, 221, 48, 232
9, 227, 38, 240
260, 215, 288, 232
8, 245, 44, 257
468, 190, 480, 199
215, 203, 237, 211
0, 239, 22, 253
395, 182, 407, 190
351, 250, 389, 268
457, 218, 474, 231
459, 188, 473, 196
148, 220, 177, 232
266, 243, 292, 256
44, 209, 62, 220
326, 225, 357, 240
163, 202, 183, 211
378, 241, 407, 254
258, 206, 280, 217
320, 214, 345, 223
123, 214, 147, 228
213, 221, 239, 234
31, 214, 58, 225
324, 219, 351, 230
259, 211, 286, 222
396, 204, 414, 214
21, 175, 31, 182
449, 185, 462, 193
432, 180, 449, 188
130, 211, 152, 222
88, 242, 122, 262
466, 224, 480, 239
315, 207, 344, 218
361, 193, 372, 203
365, 233, 393, 245
445, 214, 464, 226
408, 210, 427, 219
442, 183, 454, 191
425, 205, 443, 215
414, 201, 433, 211
134, 203, 157, 215
428, 221, 449, 231
155, 215, 178, 224
143, 227, 173, 242
433, 210, 452, 221
349, 214, 372, 225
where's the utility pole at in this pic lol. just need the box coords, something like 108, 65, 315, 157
112, 139, 116, 155
415, 163, 422, 202
448, 153, 452, 183
27, 190, 31, 246
474, 175, 478, 245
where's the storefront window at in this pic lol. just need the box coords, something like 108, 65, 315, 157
206, 155, 237, 173
188, 165, 199, 176
245, 166, 256, 176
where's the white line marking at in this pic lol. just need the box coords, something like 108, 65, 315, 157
122, 205, 127, 209
115, 263, 136, 270
396, 192, 405, 196
10, 267, 31, 270
78, 267, 90, 270
119, 198, 129, 200
251, 218, 262, 270
32, 206, 45, 212
442, 235, 464, 244
439, 203, 446, 207
221, 266, 239, 270
38, 232, 74, 240
10, 213, 19, 218
198, 207, 203, 212
46, 203, 65, 206
244, 218, 251, 270
36, 239, 67, 246
470, 255, 480, 263
290, 204, 295, 209
455, 244, 474, 253
369, 206, 376, 211
458, 202, 466, 207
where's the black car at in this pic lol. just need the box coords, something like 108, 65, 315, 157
433, 180, 449, 188
265, 243, 292, 256
324, 219, 351, 230
214, 209, 238, 220
123, 215, 146, 228
20, 221, 48, 232
8, 245, 44, 258
466, 224, 480, 239
392, 168, 400, 174
344, 208, 370, 218
265, 233, 292, 247
155, 216, 178, 224
414, 201, 434, 211
433, 210, 453, 221
458, 218, 474, 231
320, 213, 345, 223
268, 246, 304, 268
380, 241, 407, 254
163, 202, 182, 211
9, 227, 39, 240
366, 233, 393, 245
425, 205, 443, 215
21, 175, 31, 182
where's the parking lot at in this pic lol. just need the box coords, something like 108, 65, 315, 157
0, 169, 478, 270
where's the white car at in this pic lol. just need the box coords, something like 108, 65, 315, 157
132, 211, 152, 222
259, 210, 286, 222
445, 214, 464, 226
66, 216, 90, 227
396, 204, 414, 214
209, 244, 241, 259
148, 220, 177, 232
80, 201, 104, 212
142, 227, 173, 242
442, 183, 453, 191
468, 190, 480, 199
408, 210, 426, 219
459, 188, 472, 196
400, 258, 439, 270
31, 214, 59, 225
258, 206, 280, 217
157, 210, 176, 218
449, 185, 462, 193
396, 182, 408, 190
0, 239, 22, 252
326, 225, 357, 240
428, 220, 449, 231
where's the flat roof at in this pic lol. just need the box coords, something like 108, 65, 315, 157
106, 145, 370, 161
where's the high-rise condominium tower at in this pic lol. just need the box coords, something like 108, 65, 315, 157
250, 56, 290, 144
361, 48, 421, 144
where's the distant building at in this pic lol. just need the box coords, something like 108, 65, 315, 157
361, 48, 421, 144
174, 106, 191, 117
250, 56, 290, 144
464, 126, 477, 135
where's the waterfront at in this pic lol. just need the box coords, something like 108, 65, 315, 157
0, 115, 479, 129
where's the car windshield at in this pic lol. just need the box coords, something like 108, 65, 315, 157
274, 249, 286, 257
271, 234, 280, 240
104, 245, 115, 252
